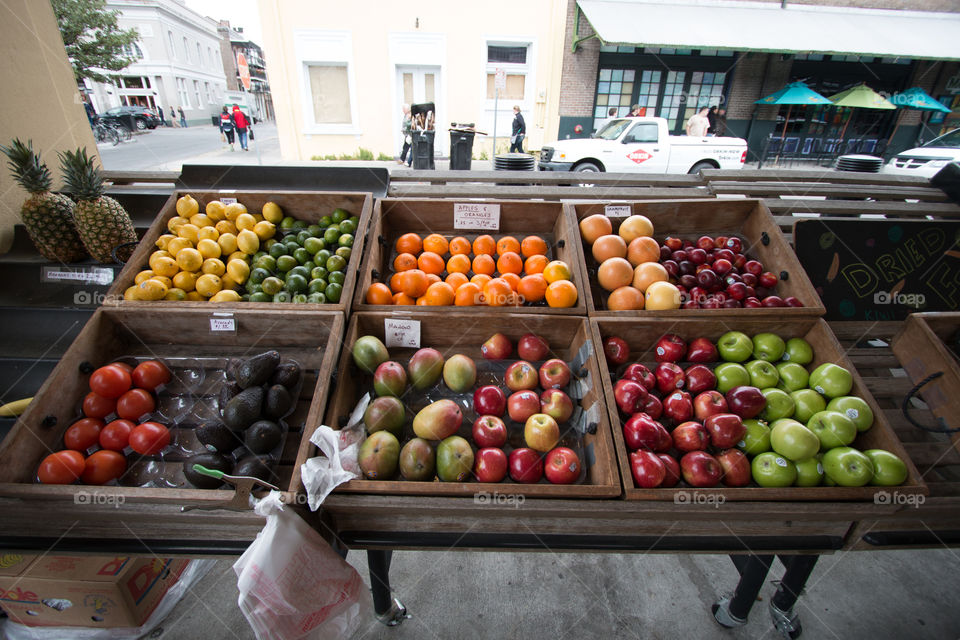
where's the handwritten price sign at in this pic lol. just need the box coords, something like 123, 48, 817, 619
454, 203, 500, 231
384, 318, 421, 348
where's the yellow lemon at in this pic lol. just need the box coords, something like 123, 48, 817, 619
201, 258, 226, 276
124, 285, 138, 300
215, 220, 238, 235
190, 213, 214, 228
220, 273, 240, 291
135, 270, 156, 285
164, 287, 188, 301
227, 259, 250, 284
253, 220, 276, 241
176, 247, 203, 272
262, 202, 283, 223
173, 270, 198, 292
252, 213, 264, 223
177, 223, 200, 244
167, 216, 189, 233
151, 256, 179, 278
224, 202, 247, 221
150, 275, 173, 289
235, 213, 257, 232
209, 289, 241, 302
195, 273, 222, 297
148, 251, 169, 270
205, 200, 226, 221
166, 237, 193, 257
228, 250, 248, 264
197, 226, 219, 242
218, 232, 238, 255
185, 291, 205, 301
197, 238, 222, 259
176, 194, 199, 217
156, 234, 176, 250
237, 229, 260, 254
136, 278, 167, 301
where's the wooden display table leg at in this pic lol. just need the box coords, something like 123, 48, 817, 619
368, 549, 411, 626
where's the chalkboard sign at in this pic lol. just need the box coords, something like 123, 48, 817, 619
794, 219, 960, 321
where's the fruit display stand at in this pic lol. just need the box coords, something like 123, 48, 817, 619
352, 199, 587, 315
106, 190, 373, 315
568, 199, 825, 316
309, 311, 620, 498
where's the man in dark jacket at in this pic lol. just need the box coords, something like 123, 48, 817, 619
510, 105, 525, 153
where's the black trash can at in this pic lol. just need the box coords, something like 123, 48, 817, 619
411, 130, 436, 170
212, 115, 219, 126
117, 114, 137, 132
449, 129, 475, 170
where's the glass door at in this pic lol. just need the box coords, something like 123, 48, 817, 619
397, 65, 441, 153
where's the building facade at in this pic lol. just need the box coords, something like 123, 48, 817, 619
84, 0, 229, 126
218, 20, 274, 122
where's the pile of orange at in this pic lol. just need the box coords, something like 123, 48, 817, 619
365, 232, 578, 308
578, 213, 680, 311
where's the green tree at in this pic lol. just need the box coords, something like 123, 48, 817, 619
52, 0, 139, 83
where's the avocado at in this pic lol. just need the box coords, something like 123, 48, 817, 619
271, 360, 302, 388
233, 456, 273, 482
222, 386, 264, 431
224, 357, 243, 382
264, 384, 293, 419
195, 422, 241, 454
235, 350, 280, 389
218, 380, 242, 411
184, 453, 232, 489
244, 420, 283, 454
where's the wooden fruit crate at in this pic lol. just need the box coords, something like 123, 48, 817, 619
107, 190, 373, 315
352, 199, 587, 315
892, 312, 960, 453
567, 199, 825, 317
591, 317, 926, 501
308, 311, 620, 497
0, 307, 343, 507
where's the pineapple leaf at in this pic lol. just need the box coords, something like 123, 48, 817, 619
58, 147, 104, 202
1, 139, 53, 194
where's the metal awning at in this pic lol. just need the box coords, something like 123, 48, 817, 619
575, 0, 960, 60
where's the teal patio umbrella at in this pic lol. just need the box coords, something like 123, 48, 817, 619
755, 81, 833, 159
888, 87, 953, 143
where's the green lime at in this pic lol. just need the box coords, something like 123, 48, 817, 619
249, 267, 270, 285
328, 270, 346, 285
335, 246, 352, 261
302, 260, 316, 273
247, 283, 263, 294
318, 215, 333, 228
307, 292, 326, 304
288, 265, 310, 279
339, 219, 357, 235
285, 274, 308, 293
273, 291, 293, 303
293, 247, 311, 264
349, 215, 360, 226
296, 230, 311, 245
324, 282, 343, 302
280, 216, 296, 229
284, 236, 301, 249
323, 227, 341, 245
304, 236, 325, 254
338, 233, 354, 248
249, 292, 271, 303
293, 293, 308, 303
261, 276, 284, 295
331, 208, 349, 224
292, 219, 309, 230
263, 238, 278, 249
268, 243, 288, 259
326, 254, 347, 272
308, 278, 328, 294
241, 294, 250, 302
276, 255, 298, 272
252, 251, 266, 263
310, 266, 328, 280
307, 224, 323, 237
255, 255, 277, 272
315, 249, 331, 265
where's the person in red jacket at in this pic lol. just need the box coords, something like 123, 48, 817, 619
232, 105, 250, 151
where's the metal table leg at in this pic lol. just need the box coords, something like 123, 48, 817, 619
367, 549, 411, 626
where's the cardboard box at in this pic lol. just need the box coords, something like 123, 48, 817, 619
0, 555, 189, 628
0, 553, 36, 577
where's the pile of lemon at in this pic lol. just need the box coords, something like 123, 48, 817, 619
126, 194, 281, 302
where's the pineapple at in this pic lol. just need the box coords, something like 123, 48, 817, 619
0, 139, 86, 262
58, 148, 137, 263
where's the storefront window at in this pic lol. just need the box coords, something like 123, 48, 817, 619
593, 68, 636, 130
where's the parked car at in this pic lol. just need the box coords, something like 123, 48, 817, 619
101, 106, 159, 131
539, 117, 747, 174
883, 128, 960, 179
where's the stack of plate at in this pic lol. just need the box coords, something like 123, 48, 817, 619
494, 153, 536, 171
836, 155, 883, 173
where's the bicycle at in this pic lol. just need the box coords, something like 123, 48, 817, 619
92, 118, 130, 146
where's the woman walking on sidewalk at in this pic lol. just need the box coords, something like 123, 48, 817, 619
510, 105, 526, 153
219, 106, 236, 151
232, 105, 249, 151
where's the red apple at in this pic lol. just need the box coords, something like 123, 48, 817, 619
759, 271, 779, 289
603, 337, 630, 367
642, 394, 663, 420
622, 363, 655, 391
658, 454, 681, 488
685, 364, 717, 395
672, 421, 708, 452
473, 385, 507, 417
540, 389, 574, 423
524, 413, 560, 452
544, 447, 580, 484
509, 447, 543, 483
743, 297, 763, 308
474, 447, 508, 483
517, 333, 550, 361
663, 390, 693, 424
654, 334, 687, 363
472, 415, 507, 448
539, 359, 571, 389
481, 333, 513, 360
508, 390, 541, 423
630, 450, 666, 488
680, 451, 722, 487
505, 360, 539, 392
784, 296, 804, 307
614, 379, 648, 415
623, 413, 669, 452
744, 260, 763, 276
693, 390, 728, 421
716, 448, 751, 487
687, 337, 718, 363
725, 386, 766, 419
655, 362, 685, 394
665, 236, 682, 251
703, 413, 746, 449
697, 235, 714, 250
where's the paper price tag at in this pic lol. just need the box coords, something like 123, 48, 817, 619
209, 313, 236, 333
219, 195, 238, 205
604, 205, 631, 218
41, 266, 114, 285
384, 318, 421, 348
454, 203, 500, 231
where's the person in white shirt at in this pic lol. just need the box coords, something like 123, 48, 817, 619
686, 107, 711, 137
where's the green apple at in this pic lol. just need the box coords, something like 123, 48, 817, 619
760, 388, 795, 422
864, 449, 908, 486
746, 359, 780, 389
826, 396, 874, 432
791, 389, 827, 424
752, 452, 797, 487
770, 418, 820, 462
718, 331, 753, 363
808, 363, 853, 399
822, 446, 874, 487
794, 456, 824, 487
776, 362, 809, 392
782, 337, 814, 365
715, 362, 751, 393
752, 332, 786, 362
806, 410, 857, 450
737, 419, 771, 456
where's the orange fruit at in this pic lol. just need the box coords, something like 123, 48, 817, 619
366, 283, 393, 305
472, 234, 496, 256
454, 282, 481, 306
632, 262, 669, 293
484, 278, 514, 307
470, 273, 491, 289
445, 272, 469, 290
518, 274, 548, 303
542, 260, 573, 283
645, 281, 681, 310
394, 252, 418, 272
627, 236, 662, 266
592, 235, 628, 262
395, 233, 422, 254
418, 251, 445, 275
579, 214, 613, 244
449, 236, 471, 255
597, 257, 635, 291
401, 269, 429, 298
607, 286, 645, 310
423, 233, 449, 255
389, 272, 405, 293
496, 236, 521, 256
618, 215, 654, 243
425, 281, 456, 305
501, 272, 521, 292
545, 280, 578, 308
521, 235, 548, 258
472, 254, 495, 276
446, 253, 471, 274
524, 254, 548, 275
426, 273, 441, 285
392, 292, 416, 305
416, 297, 430, 305
496, 251, 523, 275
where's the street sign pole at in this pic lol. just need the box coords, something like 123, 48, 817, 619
493, 68, 506, 160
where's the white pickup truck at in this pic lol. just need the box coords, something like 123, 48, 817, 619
538, 117, 747, 174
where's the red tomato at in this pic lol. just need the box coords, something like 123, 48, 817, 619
37, 450, 85, 484
109, 361, 134, 374
63, 418, 104, 451
82, 392, 116, 419
131, 360, 171, 391
89, 364, 132, 399
129, 422, 171, 455
116, 389, 156, 421
99, 419, 135, 451
81, 450, 127, 485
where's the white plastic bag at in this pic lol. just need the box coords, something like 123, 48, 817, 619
300, 396, 369, 511
233, 492, 371, 640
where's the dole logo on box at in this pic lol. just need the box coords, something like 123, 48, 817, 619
0, 586, 40, 604
126, 559, 172, 604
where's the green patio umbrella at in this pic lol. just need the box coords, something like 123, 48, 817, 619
829, 84, 896, 141
754, 82, 833, 157
888, 87, 953, 143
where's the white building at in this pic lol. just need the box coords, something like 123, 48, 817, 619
84, 0, 228, 126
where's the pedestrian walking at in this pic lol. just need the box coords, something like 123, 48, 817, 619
178, 107, 187, 128
398, 104, 412, 166
170, 106, 179, 127
510, 105, 525, 153
686, 106, 710, 137
83, 96, 96, 127
219, 106, 236, 151
157, 106, 165, 127
232, 105, 249, 151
